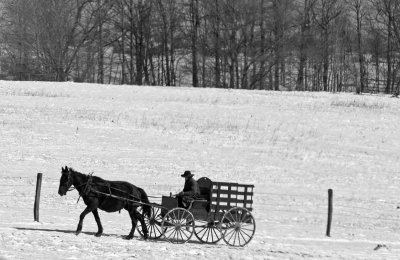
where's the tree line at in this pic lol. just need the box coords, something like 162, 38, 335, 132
1, 0, 400, 94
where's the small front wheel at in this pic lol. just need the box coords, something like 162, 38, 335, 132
162, 208, 194, 244
136, 206, 165, 239
221, 207, 255, 247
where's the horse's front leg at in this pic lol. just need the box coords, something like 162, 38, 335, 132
92, 209, 103, 237
76, 206, 95, 236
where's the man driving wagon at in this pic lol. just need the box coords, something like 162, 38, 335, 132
176, 170, 200, 208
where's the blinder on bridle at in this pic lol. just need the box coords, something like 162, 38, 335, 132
60, 166, 74, 194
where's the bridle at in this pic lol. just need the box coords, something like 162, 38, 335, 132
61, 170, 94, 204
59, 170, 74, 192
62, 170, 85, 192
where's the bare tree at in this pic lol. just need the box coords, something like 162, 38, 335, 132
296, 0, 316, 91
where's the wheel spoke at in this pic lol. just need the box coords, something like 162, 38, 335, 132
225, 228, 235, 241
206, 228, 212, 242
240, 222, 254, 227
240, 229, 253, 239
236, 230, 242, 246
227, 230, 236, 244
212, 227, 220, 241
241, 215, 252, 224
227, 211, 235, 223
198, 227, 207, 239
240, 226, 254, 232
180, 210, 187, 220
232, 230, 238, 246
234, 210, 239, 222
224, 226, 235, 236
182, 229, 191, 239
177, 230, 184, 241
239, 230, 248, 244
149, 226, 155, 237
165, 229, 175, 239
154, 223, 162, 235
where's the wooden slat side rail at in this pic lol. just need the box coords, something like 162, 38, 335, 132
211, 197, 253, 204
211, 182, 254, 212
209, 190, 254, 196
211, 205, 253, 212
213, 182, 254, 189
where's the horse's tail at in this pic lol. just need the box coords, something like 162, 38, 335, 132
138, 187, 151, 218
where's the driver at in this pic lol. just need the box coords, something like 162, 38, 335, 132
176, 170, 199, 208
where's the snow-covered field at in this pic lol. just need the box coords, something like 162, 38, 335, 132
1, 81, 400, 259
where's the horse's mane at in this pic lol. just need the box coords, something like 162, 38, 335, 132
68, 167, 107, 183
68, 167, 82, 175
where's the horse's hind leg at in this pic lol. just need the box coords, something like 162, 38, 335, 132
125, 209, 148, 240
125, 209, 138, 240
92, 209, 103, 237
135, 210, 149, 239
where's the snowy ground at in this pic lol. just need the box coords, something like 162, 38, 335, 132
1, 81, 400, 259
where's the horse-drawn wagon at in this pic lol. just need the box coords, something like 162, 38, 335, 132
138, 177, 256, 247
58, 167, 255, 247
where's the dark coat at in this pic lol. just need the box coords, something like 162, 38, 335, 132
182, 177, 200, 197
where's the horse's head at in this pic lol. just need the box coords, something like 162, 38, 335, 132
58, 166, 73, 196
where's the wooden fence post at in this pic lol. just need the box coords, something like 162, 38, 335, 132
34, 173, 43, 222
326, 189, 333, 237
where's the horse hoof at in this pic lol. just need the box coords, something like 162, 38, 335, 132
75, 231, 81, 236
124, 235, 133, 240
95, 233, 102, 237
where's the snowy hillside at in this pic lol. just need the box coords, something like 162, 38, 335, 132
1, 81, 400, 259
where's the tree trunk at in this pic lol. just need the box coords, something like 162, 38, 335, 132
121, 2, 126, 85
296, 0, 311, 91
97, 1, 104, 84
191, 0, 199, 87
135, 0, 145, 85
386, 8, 393, 93
355, 1, 364, 94
214, 0, 221, 88
323, 29, 329, 91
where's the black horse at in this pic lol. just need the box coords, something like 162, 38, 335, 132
58, 166, 150, 239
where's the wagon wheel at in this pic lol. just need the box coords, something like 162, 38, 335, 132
136, 206, 165, 239
194, 220, 222, 244
162, 208, 194, 244
221, 207, 256, 247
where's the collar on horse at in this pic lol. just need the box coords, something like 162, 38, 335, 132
76, 172, 94, 204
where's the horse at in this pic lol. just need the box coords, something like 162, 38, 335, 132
58, 166, 151, 240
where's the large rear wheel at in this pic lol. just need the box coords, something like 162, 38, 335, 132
194, 220, 222, 244
162, 208, 194, 244
221, 207, 255, 247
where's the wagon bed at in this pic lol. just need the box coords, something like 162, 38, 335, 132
137, 177, 256, 247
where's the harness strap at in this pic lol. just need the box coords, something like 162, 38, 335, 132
76, 172, 94, 204
107, 182, 112, 197
83, 174, 93, 195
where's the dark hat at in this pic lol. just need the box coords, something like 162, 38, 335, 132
181, 170, 194, 178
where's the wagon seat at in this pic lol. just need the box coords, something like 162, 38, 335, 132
188, 177, 212, 215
